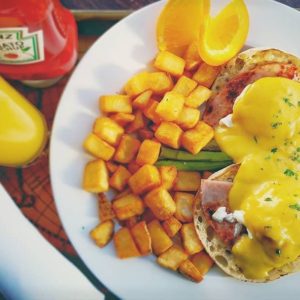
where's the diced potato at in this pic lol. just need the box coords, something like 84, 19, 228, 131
181, 121, 214, 154
98, 193, 115, 222
202, 171, 213, 179
172, 76, 197, 97
132, 90, 153, 110
136, 139, 161, 165
109, 165, 131, 191
110, 113, 135, 127
184, 41, 202, 71
127, 161, 140, 174
114, 227, 140, 258
179, 259, 203, 282
191, 251, 214, 275
142, 208, 156, 223
125, 216, 138, 228
114, 188, 131, 199
83, 159, 109, 193
185, 85, 212, 108
174, 192, 195, 223
143, 99, 161, 124
144, 187, 176, 220
127, 110, 146, 133
106, 161, 118, 174
155, 92, 185, 122
173, 171, 201, 192
112, 193, 144, 220
131, 221, 152, 255
83, 133, 115, 161
148, 219, 173, 255
159, 166, 177, 190
176, 106, 200, 130
192, 64, 220, 88
114, 134, 141, 164
181, 223, 203, 255
93, 117, 124, 146
128, 164, 161, 195
155, 122, 183, 149
124, 71, 173, 96
154, 51, 185, 77
138, 128, 154, 140
162, 216, 182, 237
100, 95, 132, 113
90, 220, 114, 248
157, 245, 188, 270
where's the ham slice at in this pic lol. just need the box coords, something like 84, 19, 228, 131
200, 179, 237, 245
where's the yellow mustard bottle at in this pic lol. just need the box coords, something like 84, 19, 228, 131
0, 77, 47, 166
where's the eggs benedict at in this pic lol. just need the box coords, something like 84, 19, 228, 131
194, 49, 300, 282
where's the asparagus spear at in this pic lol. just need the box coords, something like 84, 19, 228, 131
159, 147, 232, 162
155, 160, 232, 171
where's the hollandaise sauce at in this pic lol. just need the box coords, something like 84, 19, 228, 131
215, 77, 300, 279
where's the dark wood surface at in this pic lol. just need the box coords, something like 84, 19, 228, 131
61, 0, 300, 10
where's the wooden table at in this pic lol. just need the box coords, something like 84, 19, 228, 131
0, 1, 299, 299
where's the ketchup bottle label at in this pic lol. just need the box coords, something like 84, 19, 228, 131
0, 28, 44, 65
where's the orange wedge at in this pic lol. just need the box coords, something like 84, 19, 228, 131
157, 0, 210, 57
198, 0, 249, 66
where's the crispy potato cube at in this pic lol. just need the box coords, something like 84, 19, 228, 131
90, 220, 114, 248
155, 122, 183, 149
83, 133, 115, 161
174, 171, 201, 192
100, 95, 132, 114
179, 259, 203, 282
172, 76, 197, 97
131, 221, 152, 255
154, 51, 185, 77
110, 113, 135, 127
192, 64, 220, 88
176, 106, 200, 130
143, 99, 161, 124
127, 161, 140, 174
136, 139, 161, 165
128, 164, 161, 195
174, 192, 195, 223
98, 193, 115, 222
115, 188, 131, 199
127, 110, 146, 133
83, 159, 109, 193
181, 223, 203, 255
202, 171, 213, 179
138, 128, 154, 140
124, 71, 173, 96
114, 134, 141, 164
159, 166, 177, 190
144, 188, 176, 220
132, 90, 153, 110
109, 165, 131, 191
185, 85, 212, 108
142, 208, 156, 223
155, 92, 185, 122
114, 227, 140, 258
162, 216, 182, 237
112, 193, 144, 220
93, 117, 124, 146
157, 245, 188, 270
106, 161, 118, 173
125, 216, 138, 228
182, 121, 214, 154
184, 41, 202, 71
191, 251, 214, 275
148, 219, 173, 255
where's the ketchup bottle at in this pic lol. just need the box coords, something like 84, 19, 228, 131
0, 0, 77, 87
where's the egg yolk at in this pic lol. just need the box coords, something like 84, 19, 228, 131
215, 77, 300, 279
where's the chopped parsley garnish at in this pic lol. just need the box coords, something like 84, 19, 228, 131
271, 148, 278, 154
265, 197, 272, 202
297, 147, 300, 152
283, 97, 294, 107
271, 122, 282, 129
289, 203, 300, 211
284, 169, 296, 177
275, 249, 281, 256
298, 101, 300, 107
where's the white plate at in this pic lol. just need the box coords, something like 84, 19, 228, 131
50, 1, 300, 299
